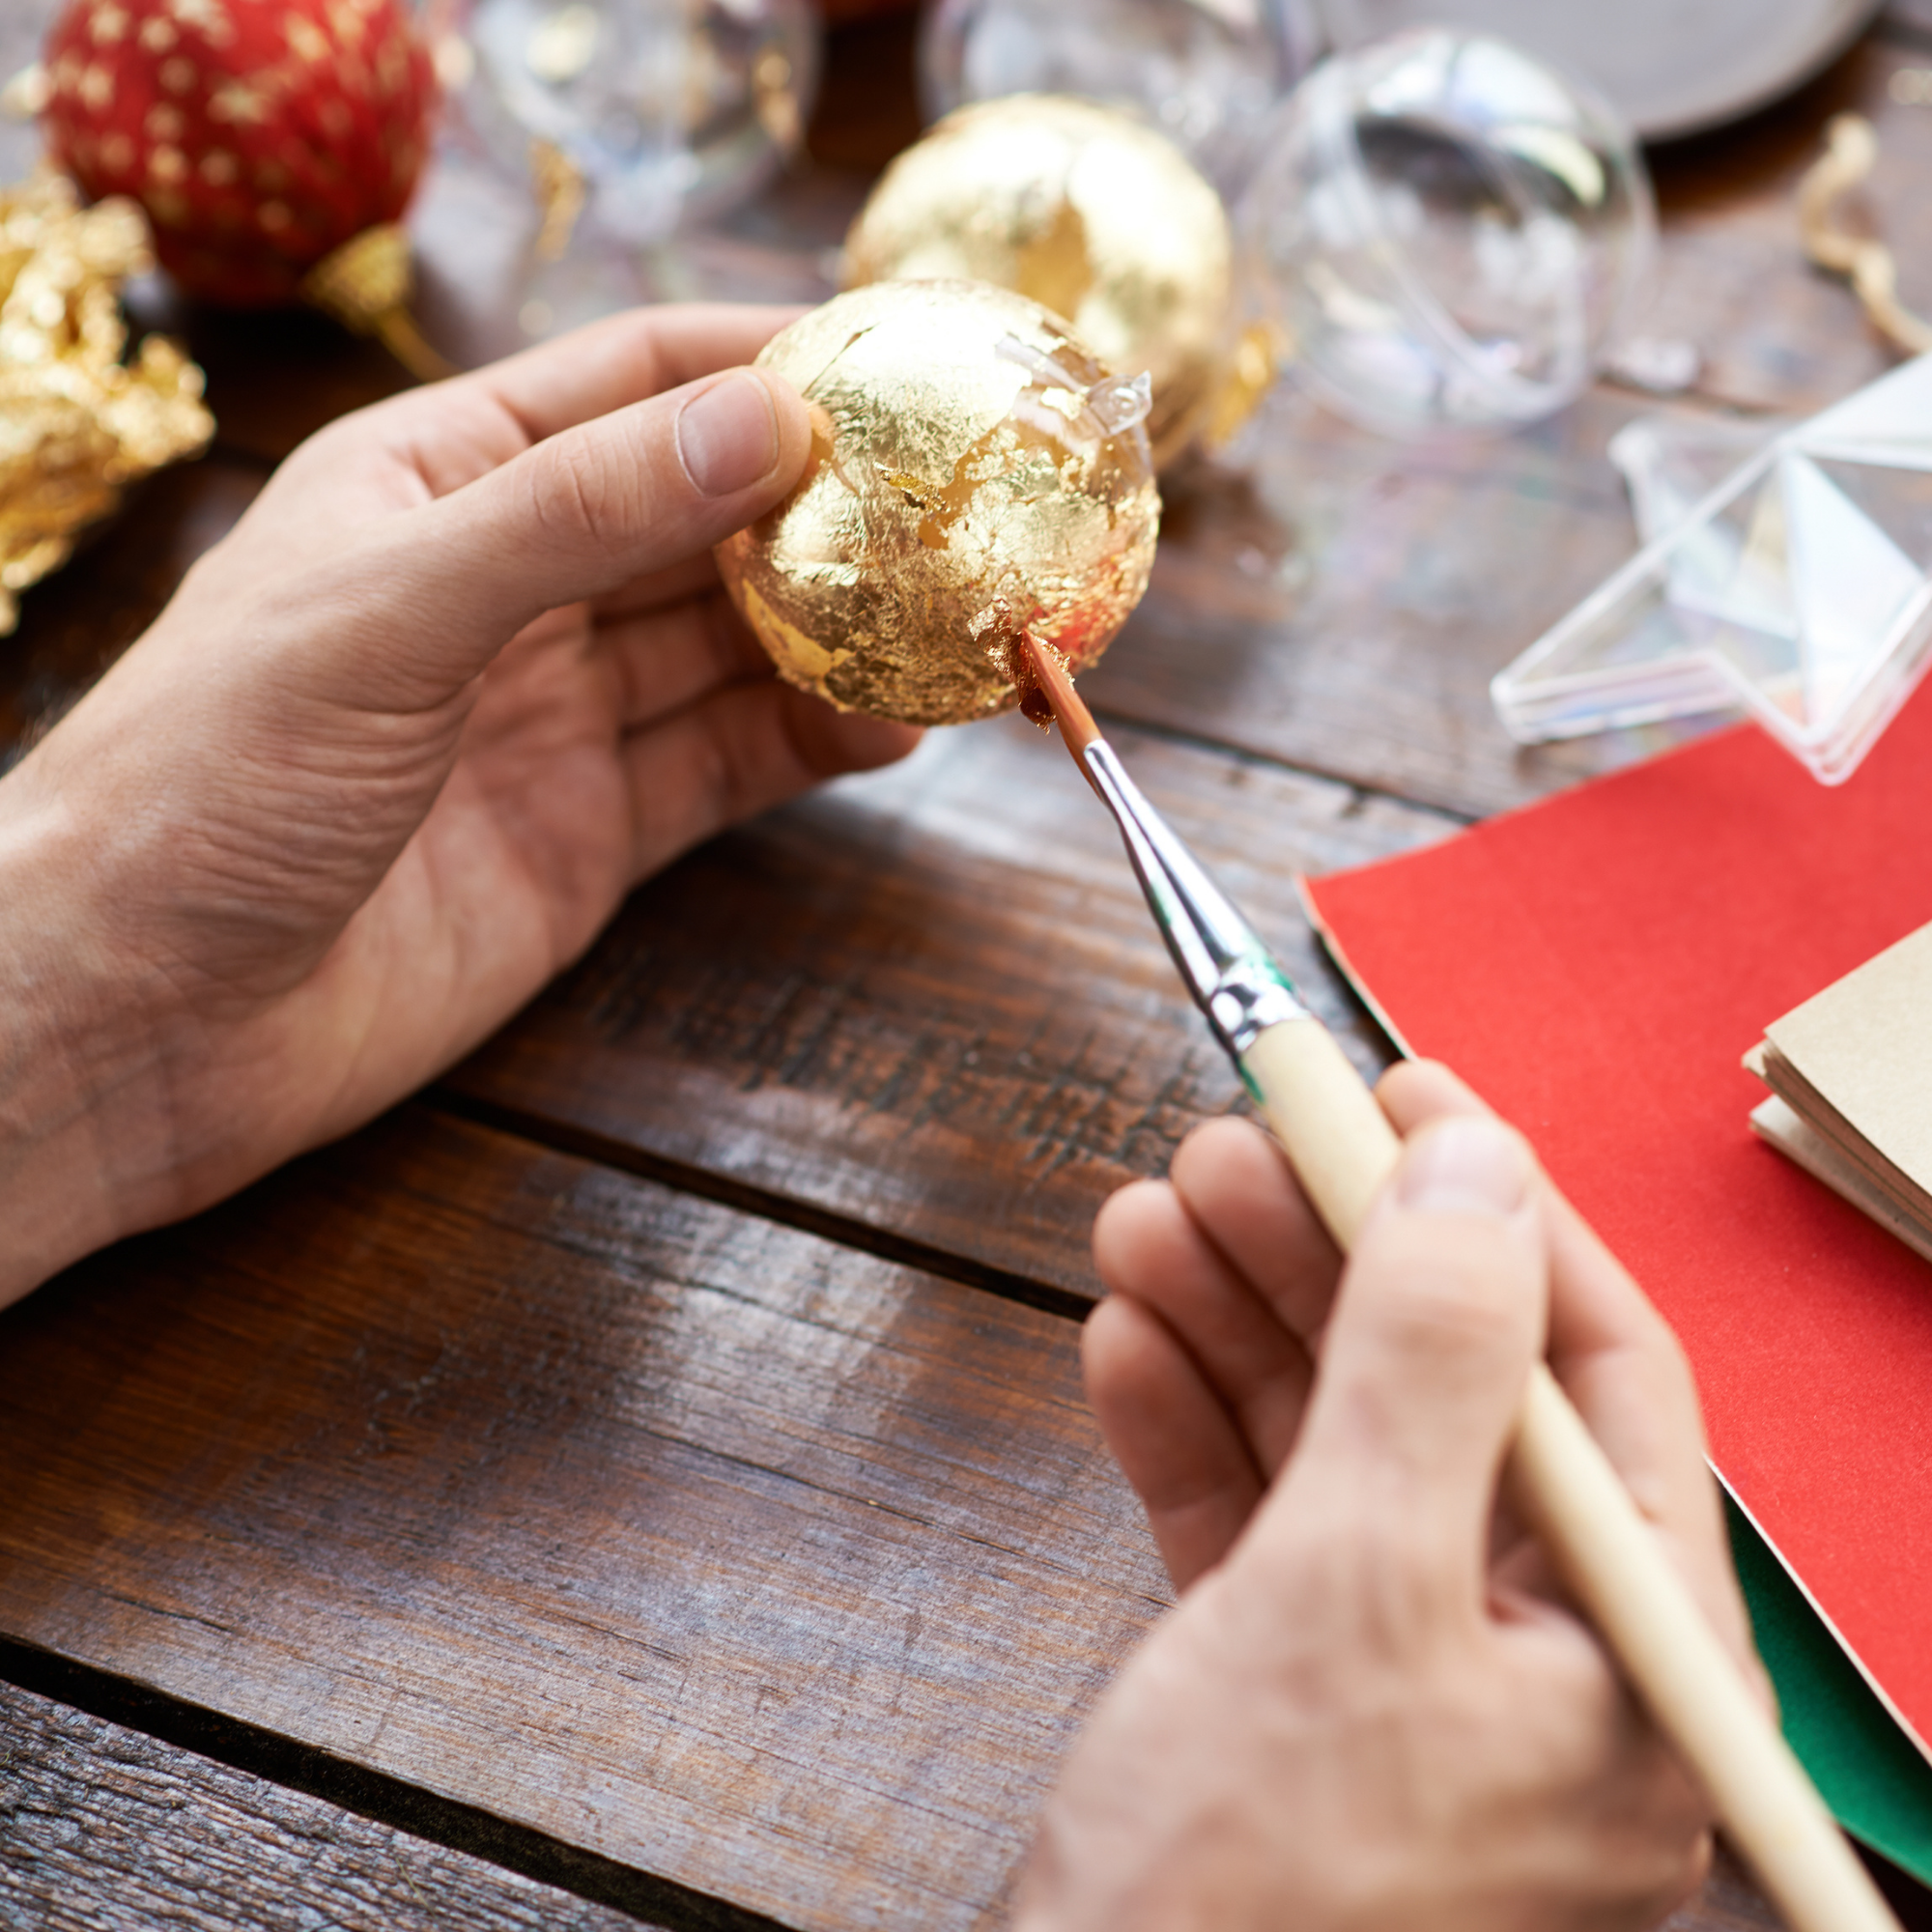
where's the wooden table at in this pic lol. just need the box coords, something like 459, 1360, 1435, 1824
6, 13, 1932, 1929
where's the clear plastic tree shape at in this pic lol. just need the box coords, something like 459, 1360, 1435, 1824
1493, 355, 1932, 784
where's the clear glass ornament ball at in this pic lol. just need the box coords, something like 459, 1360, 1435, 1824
1237, 29, 1655, 437
919, 0, 1318, 191
459, 0, 820, 244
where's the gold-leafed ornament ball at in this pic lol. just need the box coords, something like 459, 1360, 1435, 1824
843, 95, 1234, 469
715, 279, 1161, 726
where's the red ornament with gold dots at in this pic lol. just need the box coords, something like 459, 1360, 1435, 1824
40, 0, 439, 307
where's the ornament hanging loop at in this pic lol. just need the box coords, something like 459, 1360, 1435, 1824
299, 225, 455, 384
1798, 113, 1932, 356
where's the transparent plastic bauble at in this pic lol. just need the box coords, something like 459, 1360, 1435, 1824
1237, 29, 1654, 437
458, 0, 819, 244
919, 0, 1318, 191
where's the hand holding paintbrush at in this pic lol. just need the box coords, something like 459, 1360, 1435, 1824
1015, 631, 1900, 1932
703, 276, 1893, 1928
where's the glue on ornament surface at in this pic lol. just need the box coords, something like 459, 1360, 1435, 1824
715, 279, 1161, 726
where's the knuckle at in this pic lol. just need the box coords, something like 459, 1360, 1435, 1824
1091, 1179, 1176, 1283
691, 726, 747, 829
1170, 1115, 1270, 1201
1279, 1489, 1460, 1653
1515, 1633, 1718, 1913
1599, 1771, 1715, 1922
528, 425, 639, 560
1367, 1231, 1528, 1363
1644, 1314, 1701, 1412
288, 412, 362, 469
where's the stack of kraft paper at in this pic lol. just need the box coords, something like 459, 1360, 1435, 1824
1746, 921, 1932, 1266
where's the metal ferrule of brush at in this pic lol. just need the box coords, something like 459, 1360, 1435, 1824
1081, 741, 1313, 1064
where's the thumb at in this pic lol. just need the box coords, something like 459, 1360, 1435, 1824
341, 366, 810, 705
1282, 1115, 1547, 1621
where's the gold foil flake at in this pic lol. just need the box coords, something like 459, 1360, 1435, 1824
743, 580, 850, 685
714, 279, 1160, 726
843, 95, 1236, 469
0, 169, 213, 637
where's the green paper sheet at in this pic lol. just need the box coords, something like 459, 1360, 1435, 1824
1726, 1492, 1932, 1887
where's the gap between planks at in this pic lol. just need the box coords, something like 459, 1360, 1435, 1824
429, 1085, 1097, 1323
0, 1634, 790, 1932
1082, 696, 1484, 833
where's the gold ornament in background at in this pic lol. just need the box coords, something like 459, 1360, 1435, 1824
0, 172, 213, 638
715, 279, 1160, 725
842, 95, 1240, 470
1798, 113, 1932, 357
1202, 318, 1285, 449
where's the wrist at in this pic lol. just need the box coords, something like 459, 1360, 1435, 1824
0, 769, 172, 1307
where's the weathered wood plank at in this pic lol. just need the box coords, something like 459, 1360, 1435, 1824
0, 1661, 1853, 1932
0, 1676, 668, 1932
443, 711, 1453, 1300
0, 1107, 1167, 1932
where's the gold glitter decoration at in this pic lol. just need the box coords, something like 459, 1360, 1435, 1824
843, 95, 1234, 469
0, 169, 213, 637
298, 221, 454, 383
715, 279, 1160, 725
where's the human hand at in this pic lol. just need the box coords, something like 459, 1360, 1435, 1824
0, 306, 919, 1305
1018, 1062, 1761, 1932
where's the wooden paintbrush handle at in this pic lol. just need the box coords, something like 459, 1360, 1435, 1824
1239, 1017, 1899, 1932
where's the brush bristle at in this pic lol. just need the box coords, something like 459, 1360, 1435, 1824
1018, 633, 1102, 755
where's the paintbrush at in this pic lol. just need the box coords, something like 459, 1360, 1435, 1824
1017, 631, 1898, 1932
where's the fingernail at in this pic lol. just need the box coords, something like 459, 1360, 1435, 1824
675, 371, 780, 497
1397, 1117, 1529, 1216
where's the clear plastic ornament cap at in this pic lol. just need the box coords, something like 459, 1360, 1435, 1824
1492, 355, 1932, 786
1237, 29, 1655, 438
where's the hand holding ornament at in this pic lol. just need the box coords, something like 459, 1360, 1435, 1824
0, 304, 918, 1308
715, 278, 1161, 724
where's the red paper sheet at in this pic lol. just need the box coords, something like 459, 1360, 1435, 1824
1302, 688, 1932, 1754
